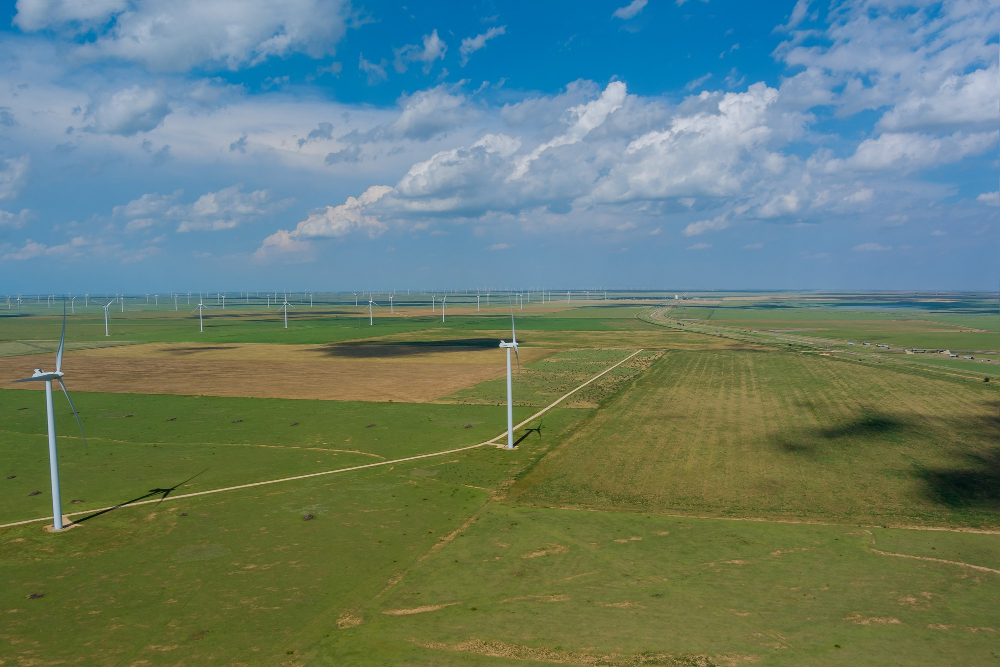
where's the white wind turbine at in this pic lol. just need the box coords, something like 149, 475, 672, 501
441, 295, 446, 322
279, 292, 294, 328
70, 296, 76, 314
102, 300, 113, 336
13, 307, 88, 531
499, 307, 520, 450
193, 297, 211, 332
367, 295, 378, 325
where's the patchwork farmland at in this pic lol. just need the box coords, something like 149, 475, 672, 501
1, 292, 998, 665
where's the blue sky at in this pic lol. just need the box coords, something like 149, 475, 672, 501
0, 0, 996, 292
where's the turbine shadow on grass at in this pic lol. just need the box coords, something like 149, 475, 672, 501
73, 469, 208, 524
313, 338, 505, 358
513, 421, 544, 447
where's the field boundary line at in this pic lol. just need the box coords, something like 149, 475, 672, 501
0, 348, 643, 531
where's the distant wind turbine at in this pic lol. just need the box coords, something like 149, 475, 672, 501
193, 298, 211, 332
13, 306, 88, 531
279, 293, 293, 328
441, 295, 446, 322
499, 307, 520, 450
102, 300, 113, 336
70, 296, 76, 314
368, 295, 378, 325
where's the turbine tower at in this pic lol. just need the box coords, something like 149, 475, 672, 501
367, 295, 378, 325
193, 297, 211, 332
279, 293, 293, 328
441, 295, 446, 322
13, 307, 87, 531
499, 308, 520, 450
102, 300, 113, 336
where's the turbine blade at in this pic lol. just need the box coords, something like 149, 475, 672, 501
13, 377, 44, 383
57, 378, 87, 452
56, 304, 66, 372
514, 345, 520, 377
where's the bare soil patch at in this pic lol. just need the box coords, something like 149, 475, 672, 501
381, 602, 460, 616
0, 342, 552, 402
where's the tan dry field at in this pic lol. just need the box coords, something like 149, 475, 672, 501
0, 342, 553, 402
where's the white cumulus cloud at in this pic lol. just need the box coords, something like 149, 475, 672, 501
85, 86, 170, 136
460, 26, 505, 66
612, 0, 647, 20
16, 0, 351, 72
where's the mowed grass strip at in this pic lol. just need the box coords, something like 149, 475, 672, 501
317, 505, 1000, 666
509, 350, 1000, 528
440, 349, 662, 408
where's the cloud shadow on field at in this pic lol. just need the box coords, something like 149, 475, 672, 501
771, 409, 908, 455
918, 410, 1000, 509
919, 449, 1000, 509
312, 338, 503, 358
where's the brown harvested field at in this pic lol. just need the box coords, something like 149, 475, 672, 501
0, 342, 553, 402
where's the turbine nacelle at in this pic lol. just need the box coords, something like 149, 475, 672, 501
25, 369, 63, 382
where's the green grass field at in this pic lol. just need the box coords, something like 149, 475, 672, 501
1, 293, 998, 665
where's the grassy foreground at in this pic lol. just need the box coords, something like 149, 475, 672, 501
319, 505, 1000, 666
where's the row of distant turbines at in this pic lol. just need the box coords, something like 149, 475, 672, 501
4, 289, 623, 335
17, 300, 525, 531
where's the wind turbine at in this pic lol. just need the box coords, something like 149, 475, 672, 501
102, 300, 113, 336
279, 293, 293, 328
441, 295, 447, 322
354, 292, 358, 307
367, 295, 378, 325
193, 297, 211, 332
389, 294, 393, 313
16, 295, 22, 315
70, 296, 76, 314
477, 293, 481, 312
499, 307, 520, 450
13, 306, 88, 531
